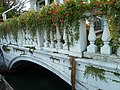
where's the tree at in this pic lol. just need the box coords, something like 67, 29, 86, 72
0, 0, 23, 20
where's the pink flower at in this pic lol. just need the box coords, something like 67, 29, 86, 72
51, 17, 55, 22
99, 11, 103, 15
66, 13, 70, 17
93, 11, 97, 15
59, 19, 63, 23
94, 2, 100, 5
53, 24, 56, 29
107, 1, 113, 5
79, 2, 84, 4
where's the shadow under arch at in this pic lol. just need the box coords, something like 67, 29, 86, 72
8, 55, 71, 85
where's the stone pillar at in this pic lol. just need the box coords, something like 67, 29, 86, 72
30, 0, 37, 10
87, 17, 97, 53
56, 26, 63, 49
101, 15, 111, 55
36, 30, 44, 49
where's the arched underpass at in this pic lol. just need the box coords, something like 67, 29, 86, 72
3, 61, 71, 90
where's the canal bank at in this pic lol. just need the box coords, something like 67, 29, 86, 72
1, 62, 71, 90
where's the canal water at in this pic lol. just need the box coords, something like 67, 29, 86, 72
1, 62, 71, 90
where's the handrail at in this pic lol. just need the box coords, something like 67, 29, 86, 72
2, 0, 30, 21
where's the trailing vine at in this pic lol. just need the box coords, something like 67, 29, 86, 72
84, 66, 105, 81
0, 0, 120, 51
2, 45, 10, 52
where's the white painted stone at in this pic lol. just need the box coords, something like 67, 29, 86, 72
50, 30, 55, 48
44, 29, 49, 47
101, 15, 111, 55
56, 26, 63, 49
36, 30, 44, 49
63, 27, 68, 50
87, 17, 97, 53
76, 70, 88, 84
30, 0, 37, 10
70, 19, 87, 57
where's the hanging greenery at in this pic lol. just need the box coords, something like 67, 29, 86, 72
84, 66, 105, 81
0, 0, 120, 50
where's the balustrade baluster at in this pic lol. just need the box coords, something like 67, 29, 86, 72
10, 33, 16, 44
22, 30, 26, 45
101, 15, 111, 55
63, 27, 67, 50
25, 31, 29, 45
28, 32, 33, 45
87, 17, 97, 53
17, 31, 23, 46
36, 30, 44, 49
44, 29, 49, 47
6, 34, 10, 44
56, 26, 63, 49
50, 30, 55, 48
33, 36, 37, 46
3, 36, 7, 44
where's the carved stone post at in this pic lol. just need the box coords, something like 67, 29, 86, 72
50, 30, 55, 48
56, 26, 63, 49
87, 17, 97, 53
101, 15, 111, 55
44, 29, 49, 47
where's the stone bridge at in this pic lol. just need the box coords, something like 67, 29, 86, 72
0, 18, 120, 89
0, 1, 120, 89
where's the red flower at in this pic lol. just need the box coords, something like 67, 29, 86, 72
51, 16, 55, 22
59, 19, 63, 23
66, 13, 70, 17
107, 1, 113, 5
53, 24, 56, 29
93, 11, 97, 15
79, 2, 84, 4
94, 2, 100, 5
99, 11, 103, 15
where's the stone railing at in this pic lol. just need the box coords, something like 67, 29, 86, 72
0, 15, 120, 58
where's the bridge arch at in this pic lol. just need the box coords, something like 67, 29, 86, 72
8, 55, 71, 85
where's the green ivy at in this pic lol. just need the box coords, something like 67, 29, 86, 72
84, 66, 105, 81
0, 0, 120, 51
2, 45, 10, 52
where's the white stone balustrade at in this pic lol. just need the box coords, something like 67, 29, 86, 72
17, 31, 23, 46
63, 27, 68, 50
36, 30, 44, 49
69, 19, 87, 57
50, 30, 55, 48
6, 34, 10, 44
101, 15, 112, 55
44, 29, 49, 47
56, 26, 63, 49
25, 31, 29, 45
10, 33, 16, 44
87, 17, 97, 53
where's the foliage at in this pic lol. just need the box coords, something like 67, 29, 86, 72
84, 66, 105, 81
0, 0, 120, 50
2, 45, 10, 52
0, 0, 22, 19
